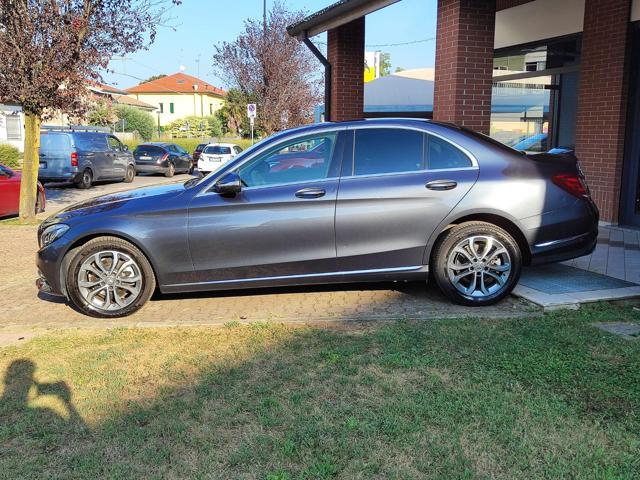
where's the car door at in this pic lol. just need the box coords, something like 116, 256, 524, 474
107, 136, 127, 178
176, 145, 191, 170
0, 166, 20, 217
86, 133, 111, 180
187, 129, 345, 285
335, 127, 479, 272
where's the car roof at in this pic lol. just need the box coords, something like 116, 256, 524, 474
205, 143, 239, 147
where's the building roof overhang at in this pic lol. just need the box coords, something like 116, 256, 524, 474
287, 0, 400, 39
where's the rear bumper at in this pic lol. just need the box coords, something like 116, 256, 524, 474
527, 198, 599, 265
38, 171, 82, 183
135, 164, 168, 174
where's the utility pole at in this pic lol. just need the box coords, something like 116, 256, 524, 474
263, 0, 267, 36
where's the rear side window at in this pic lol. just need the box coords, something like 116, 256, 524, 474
134, 145, 165, 158
73, 133, 107, 152
40, 133, 71, 153
427, 135, 472, 169
352, 128, 424, 176
204, 145, 232, 155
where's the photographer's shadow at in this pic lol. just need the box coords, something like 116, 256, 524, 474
1, 359, 85, 433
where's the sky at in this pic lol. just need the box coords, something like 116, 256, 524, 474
103, 0, 438, 90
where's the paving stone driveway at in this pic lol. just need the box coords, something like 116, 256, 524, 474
1, 176, 534, 336
0, 223, 532, 335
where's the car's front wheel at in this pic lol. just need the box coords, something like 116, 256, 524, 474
431, 221, 521, 306
65, 236, 156, 318
123, 164, 135, 183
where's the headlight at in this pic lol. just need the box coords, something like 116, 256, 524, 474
40, 224, 69, 248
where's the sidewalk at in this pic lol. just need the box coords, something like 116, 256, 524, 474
514, 226, 640, 310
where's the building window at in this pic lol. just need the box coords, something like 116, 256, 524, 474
490, 35, 581, 153
169, 103, 174, 114
159, 103, 164, 113
5, 115, 21, 141
209, 104, 213, 115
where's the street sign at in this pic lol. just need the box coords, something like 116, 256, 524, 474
247, 103, 257, 119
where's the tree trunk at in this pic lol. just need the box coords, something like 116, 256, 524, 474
18, 113, 41, 222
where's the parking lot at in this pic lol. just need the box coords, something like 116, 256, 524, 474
0, 172, 529, 341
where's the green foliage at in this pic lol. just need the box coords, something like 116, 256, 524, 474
216, 88, 259, 138
140, 74, 166, 84
86, 101, 114, 127
0, 143, 21, 169
379, 52, 392, 77
165, 115, 222, 139
114, 105, 156, 141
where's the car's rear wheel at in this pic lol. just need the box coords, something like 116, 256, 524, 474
432, 221, 521, 306
123, 164, 135, 183
165, 162, 175, 177
76, 169, 93, 189
65, 236, 156, 318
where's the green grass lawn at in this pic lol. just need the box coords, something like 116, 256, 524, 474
1, 305, 638, 479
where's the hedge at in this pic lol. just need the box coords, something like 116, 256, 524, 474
0, 143, 21, 169
123, 137, 254, 153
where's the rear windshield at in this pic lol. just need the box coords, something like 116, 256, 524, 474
40, 133, 71, 153
73, 132, 108, 152
134, 145, 165, 157
204, 145, 231, 155
196, 144, 207, 151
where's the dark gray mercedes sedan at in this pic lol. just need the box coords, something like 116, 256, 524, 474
36, 119, 598, 318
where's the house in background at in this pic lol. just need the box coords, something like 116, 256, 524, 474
126, 72, 226, 127
89, 83, 157, 114
0, 104, 24, 151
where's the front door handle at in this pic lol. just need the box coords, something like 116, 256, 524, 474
426, 180, 458, 191
295, 187, 326, 199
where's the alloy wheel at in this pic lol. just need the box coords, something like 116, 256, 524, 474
446, 235, 512, 298
77, 250, 143, 311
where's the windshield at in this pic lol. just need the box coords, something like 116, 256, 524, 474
204, 145, 232, 155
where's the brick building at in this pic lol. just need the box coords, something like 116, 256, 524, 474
288, 0, 640, 226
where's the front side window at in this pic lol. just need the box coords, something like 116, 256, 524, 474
427, 135, 472, 169
237, 133, 337, 188
107, 136, 122, 151
352, 128, 424, 176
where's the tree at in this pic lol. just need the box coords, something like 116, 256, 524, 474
114, 106, 156, 140
216, 88, 256, 137
380, 52, 392, 77
165, 115, 222, 138
212, 1, 322, 136
0, 0, 177, 221
86, 100, 117, 127
141, 74, 167, 84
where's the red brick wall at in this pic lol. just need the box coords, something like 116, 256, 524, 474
433, 0, 496, 134
327, 17, 365, 122
575, 0, 631, 222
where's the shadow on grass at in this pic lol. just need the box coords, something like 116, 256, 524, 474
0, 307, 639, 478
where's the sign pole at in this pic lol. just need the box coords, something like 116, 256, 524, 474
247, 103, 257, 145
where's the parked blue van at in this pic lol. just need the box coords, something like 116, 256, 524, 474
38, 127, 136, 188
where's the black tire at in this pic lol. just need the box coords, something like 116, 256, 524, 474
431, 221, 521, 306
123, 164, 135, 183
35, 191, 44, 214
65, 236, 156, 318
188, 164, 194, 175
76, 169, 93, 189
165, 162, 175, 178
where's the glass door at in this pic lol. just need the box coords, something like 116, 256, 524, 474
620, 24, 640, 227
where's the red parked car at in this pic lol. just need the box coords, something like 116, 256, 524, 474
0, 164, 45, 217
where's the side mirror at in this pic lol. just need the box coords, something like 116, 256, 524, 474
214, 172, 242, 196
123, 145, 129, 152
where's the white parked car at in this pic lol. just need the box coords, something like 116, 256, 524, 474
197, 143, 243, 174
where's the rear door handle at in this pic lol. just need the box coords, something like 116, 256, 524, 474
295, 188, 326, 199
426, 180, 457, 191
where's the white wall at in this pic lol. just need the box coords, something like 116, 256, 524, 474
496, 0, 640, 49
495, 0, 585, 49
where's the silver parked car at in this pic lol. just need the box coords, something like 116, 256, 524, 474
36, 119, 598, 318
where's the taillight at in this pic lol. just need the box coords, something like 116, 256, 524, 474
71, 152, 78, 167
552, 173, 589, 198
